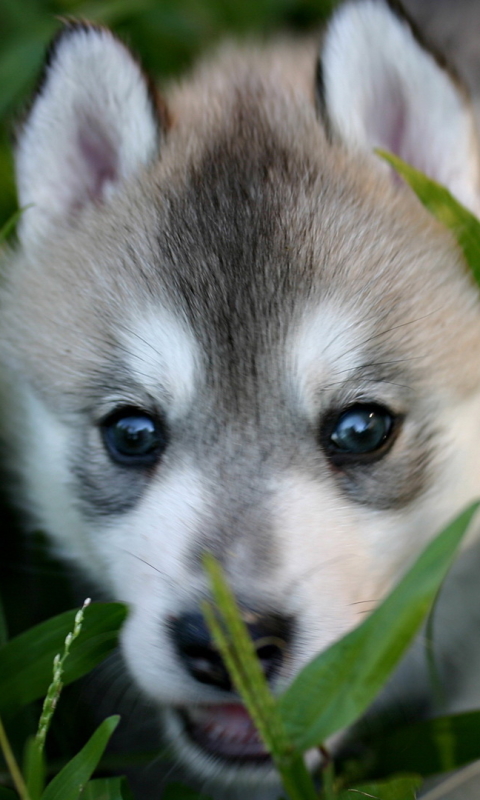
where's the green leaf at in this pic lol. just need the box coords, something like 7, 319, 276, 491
378, 150, 480, 283
0, 603, 127, 721
162, 784, 213, 800
279, 504, 478, 751
0, 208, 24, 244
363, 709, 480, 779
202, 556, 289, 759
203, 555, 317, 800
80, 777, 133, 800
24, 735, 46, 800
337, 775, 422, 800
0, 29, 54, 120
41, 716, 120, 800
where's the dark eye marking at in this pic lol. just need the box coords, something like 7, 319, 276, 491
101, 407, 168, 466
321, 403, 399, 466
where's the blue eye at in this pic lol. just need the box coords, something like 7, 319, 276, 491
102, 409, 167, 465
327, 404, 395, 460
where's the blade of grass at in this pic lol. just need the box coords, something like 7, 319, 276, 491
360, 709, 480, 779
202, 554, 317, 800
337, 775, 422, 799
23, 737, 45, 800
0, 603, 127, 721
279, 504, 477, 751
80, 776, 133, 800
377, 150, 480, 282
0, 207, 26, 243
41, 716, 120, 800
0, 715, 31, 800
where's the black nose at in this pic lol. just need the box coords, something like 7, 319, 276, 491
170, 610, 291, 692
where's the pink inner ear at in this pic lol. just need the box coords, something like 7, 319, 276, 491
76, 113, 119, 209
366, 71, 407, 158
365, 70, 432, 183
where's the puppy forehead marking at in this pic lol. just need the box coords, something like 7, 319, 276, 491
120, 308, 200, 411
289, 302, 368, 413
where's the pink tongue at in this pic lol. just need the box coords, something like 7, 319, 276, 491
187, 704, 269, 759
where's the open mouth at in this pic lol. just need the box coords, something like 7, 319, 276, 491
179, 703, 270, 762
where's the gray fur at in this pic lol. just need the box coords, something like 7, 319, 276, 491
3, 3, 480, 798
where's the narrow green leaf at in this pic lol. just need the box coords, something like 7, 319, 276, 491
23, 736, 45, 800
0, 208, 24, 244
279, 504, 478, 751
202, 556, 288, 758
41, 716, 120, 800
203, 555, 318, 800
363, 709, 480, 779
80, 777, 132, 800
378, 150, 480, 282
0, 714, 30, 800
0, 604, 127, 721
337, 775, 422, 800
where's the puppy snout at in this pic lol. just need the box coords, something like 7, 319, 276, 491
170, 610, 292, 692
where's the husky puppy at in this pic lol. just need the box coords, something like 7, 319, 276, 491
3, 0, 480, 797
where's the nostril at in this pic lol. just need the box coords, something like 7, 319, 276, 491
169, 610, 292, 692
181, 642, 232, 692
256, 639, 285, 682
170, 611, 232, 691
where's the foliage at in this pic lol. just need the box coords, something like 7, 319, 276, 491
3, 4, 480, 799
0, 599, 126, 800
201, 505, 478, 799
378, 150, 480, 280
0, 0, 336, 225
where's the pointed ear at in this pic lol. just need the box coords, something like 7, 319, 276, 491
319, 0, 480, 214
16, 23, 166, 247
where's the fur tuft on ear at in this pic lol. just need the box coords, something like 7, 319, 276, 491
320, 0, 480, 214
16, 22, 164, 247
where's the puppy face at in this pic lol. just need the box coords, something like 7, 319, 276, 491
3, 0, 480, 787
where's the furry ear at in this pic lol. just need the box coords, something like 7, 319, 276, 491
16, 23, 164, 246
320, 0, 480, 214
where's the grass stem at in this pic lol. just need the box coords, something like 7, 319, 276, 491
0, 714, 31, 800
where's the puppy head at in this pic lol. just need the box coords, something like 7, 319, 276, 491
3, 1, 480, 785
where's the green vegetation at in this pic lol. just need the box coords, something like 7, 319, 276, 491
0, 0, 336, 226
1, 505, 480, 798
201, 505, 478, 799
0, 600, 127, 799
3, 3, 480, 798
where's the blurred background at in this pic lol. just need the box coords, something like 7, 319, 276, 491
0, 0, 340, 227
2, 0, 480, 227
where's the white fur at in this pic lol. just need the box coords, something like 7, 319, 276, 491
121, 310, 200, 418
16, 26, 159, 247
322, 0, 480, 214
6, 3, 480, 797
289, 302, 371, 418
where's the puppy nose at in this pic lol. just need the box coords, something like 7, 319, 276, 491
170, 610, 291, 692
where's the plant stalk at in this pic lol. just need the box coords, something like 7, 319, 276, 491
277, 753, 319, 800
0, 715, 31, 800
322, 759, 336, 800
